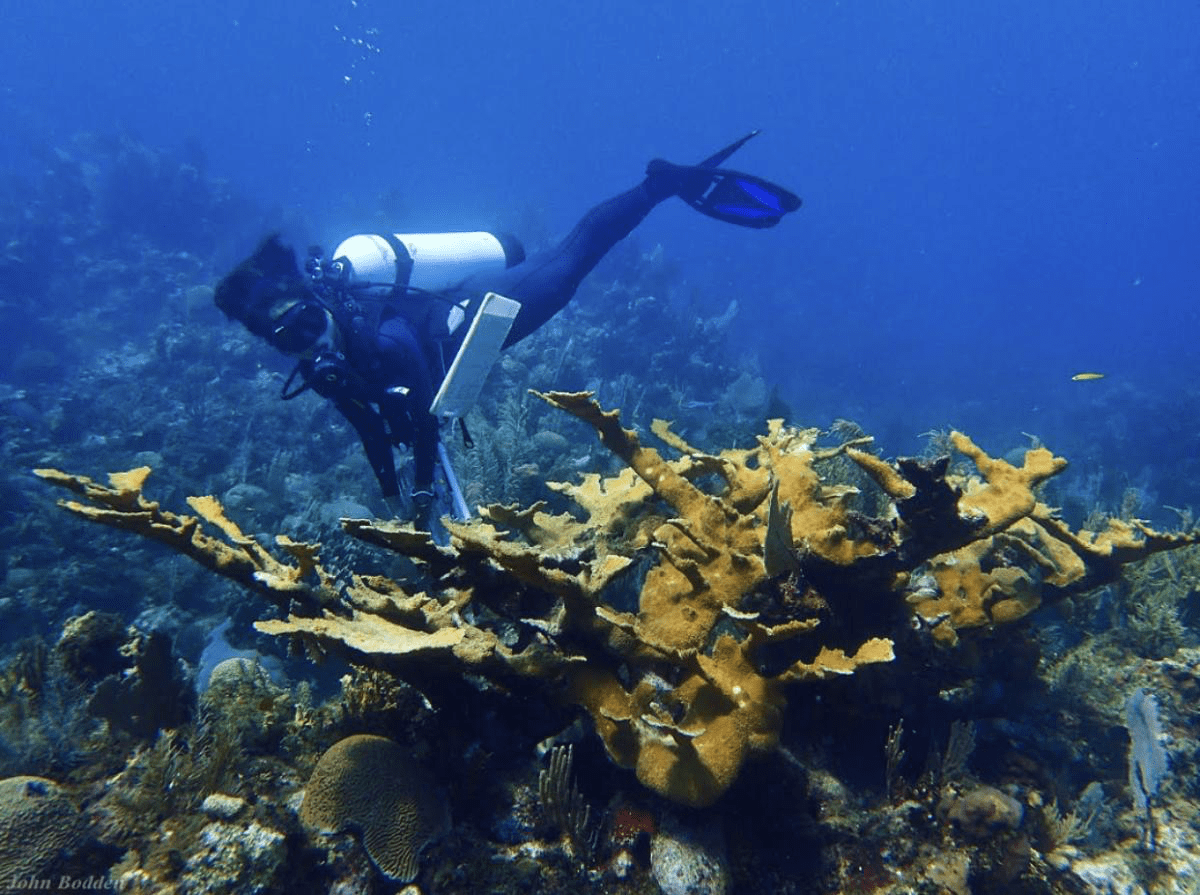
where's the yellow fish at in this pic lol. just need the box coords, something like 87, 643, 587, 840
1071, 372, 1105, 381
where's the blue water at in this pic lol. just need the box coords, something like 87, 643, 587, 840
4, 0, 1199, 506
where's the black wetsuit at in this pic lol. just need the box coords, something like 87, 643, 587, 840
302, 178, 666, 499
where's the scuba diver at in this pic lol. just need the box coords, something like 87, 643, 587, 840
214, 131, 800, 530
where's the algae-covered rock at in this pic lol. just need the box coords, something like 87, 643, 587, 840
650, 811, 729, 895
940, 784, 1024, 840
178, 820, 286, 895
200, 792, 248, 821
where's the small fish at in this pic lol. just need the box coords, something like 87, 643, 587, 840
1071, 372, 1105, 381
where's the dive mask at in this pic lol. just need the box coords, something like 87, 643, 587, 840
270, 301, 329, 355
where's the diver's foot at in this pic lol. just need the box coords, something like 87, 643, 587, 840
644, 158, 693, 201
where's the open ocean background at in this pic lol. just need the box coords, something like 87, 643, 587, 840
3, 0, 1198, 514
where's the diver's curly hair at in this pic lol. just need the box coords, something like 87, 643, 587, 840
213, 234, 311, 341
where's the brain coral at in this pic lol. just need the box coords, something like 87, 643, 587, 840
0, 776, 83, 882
300, 735, 449, 882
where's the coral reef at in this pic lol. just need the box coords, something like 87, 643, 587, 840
35, 393, 1200, 812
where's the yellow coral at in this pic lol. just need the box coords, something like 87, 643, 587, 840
36, 394, 1200, 807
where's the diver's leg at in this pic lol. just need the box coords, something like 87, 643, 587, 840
464, 176, 676, 347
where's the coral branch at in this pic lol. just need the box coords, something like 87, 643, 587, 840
33, 467, 339, 610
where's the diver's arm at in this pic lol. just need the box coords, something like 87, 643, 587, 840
334, 398, 400, 497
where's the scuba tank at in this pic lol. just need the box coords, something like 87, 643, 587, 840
329, 232, 525, 296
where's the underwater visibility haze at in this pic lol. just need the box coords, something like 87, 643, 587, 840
1, 1, 1199, 893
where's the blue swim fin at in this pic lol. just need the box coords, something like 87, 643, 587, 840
647, 130, 801, 229
697, 129, 762, 168
647, 158, 802, 229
